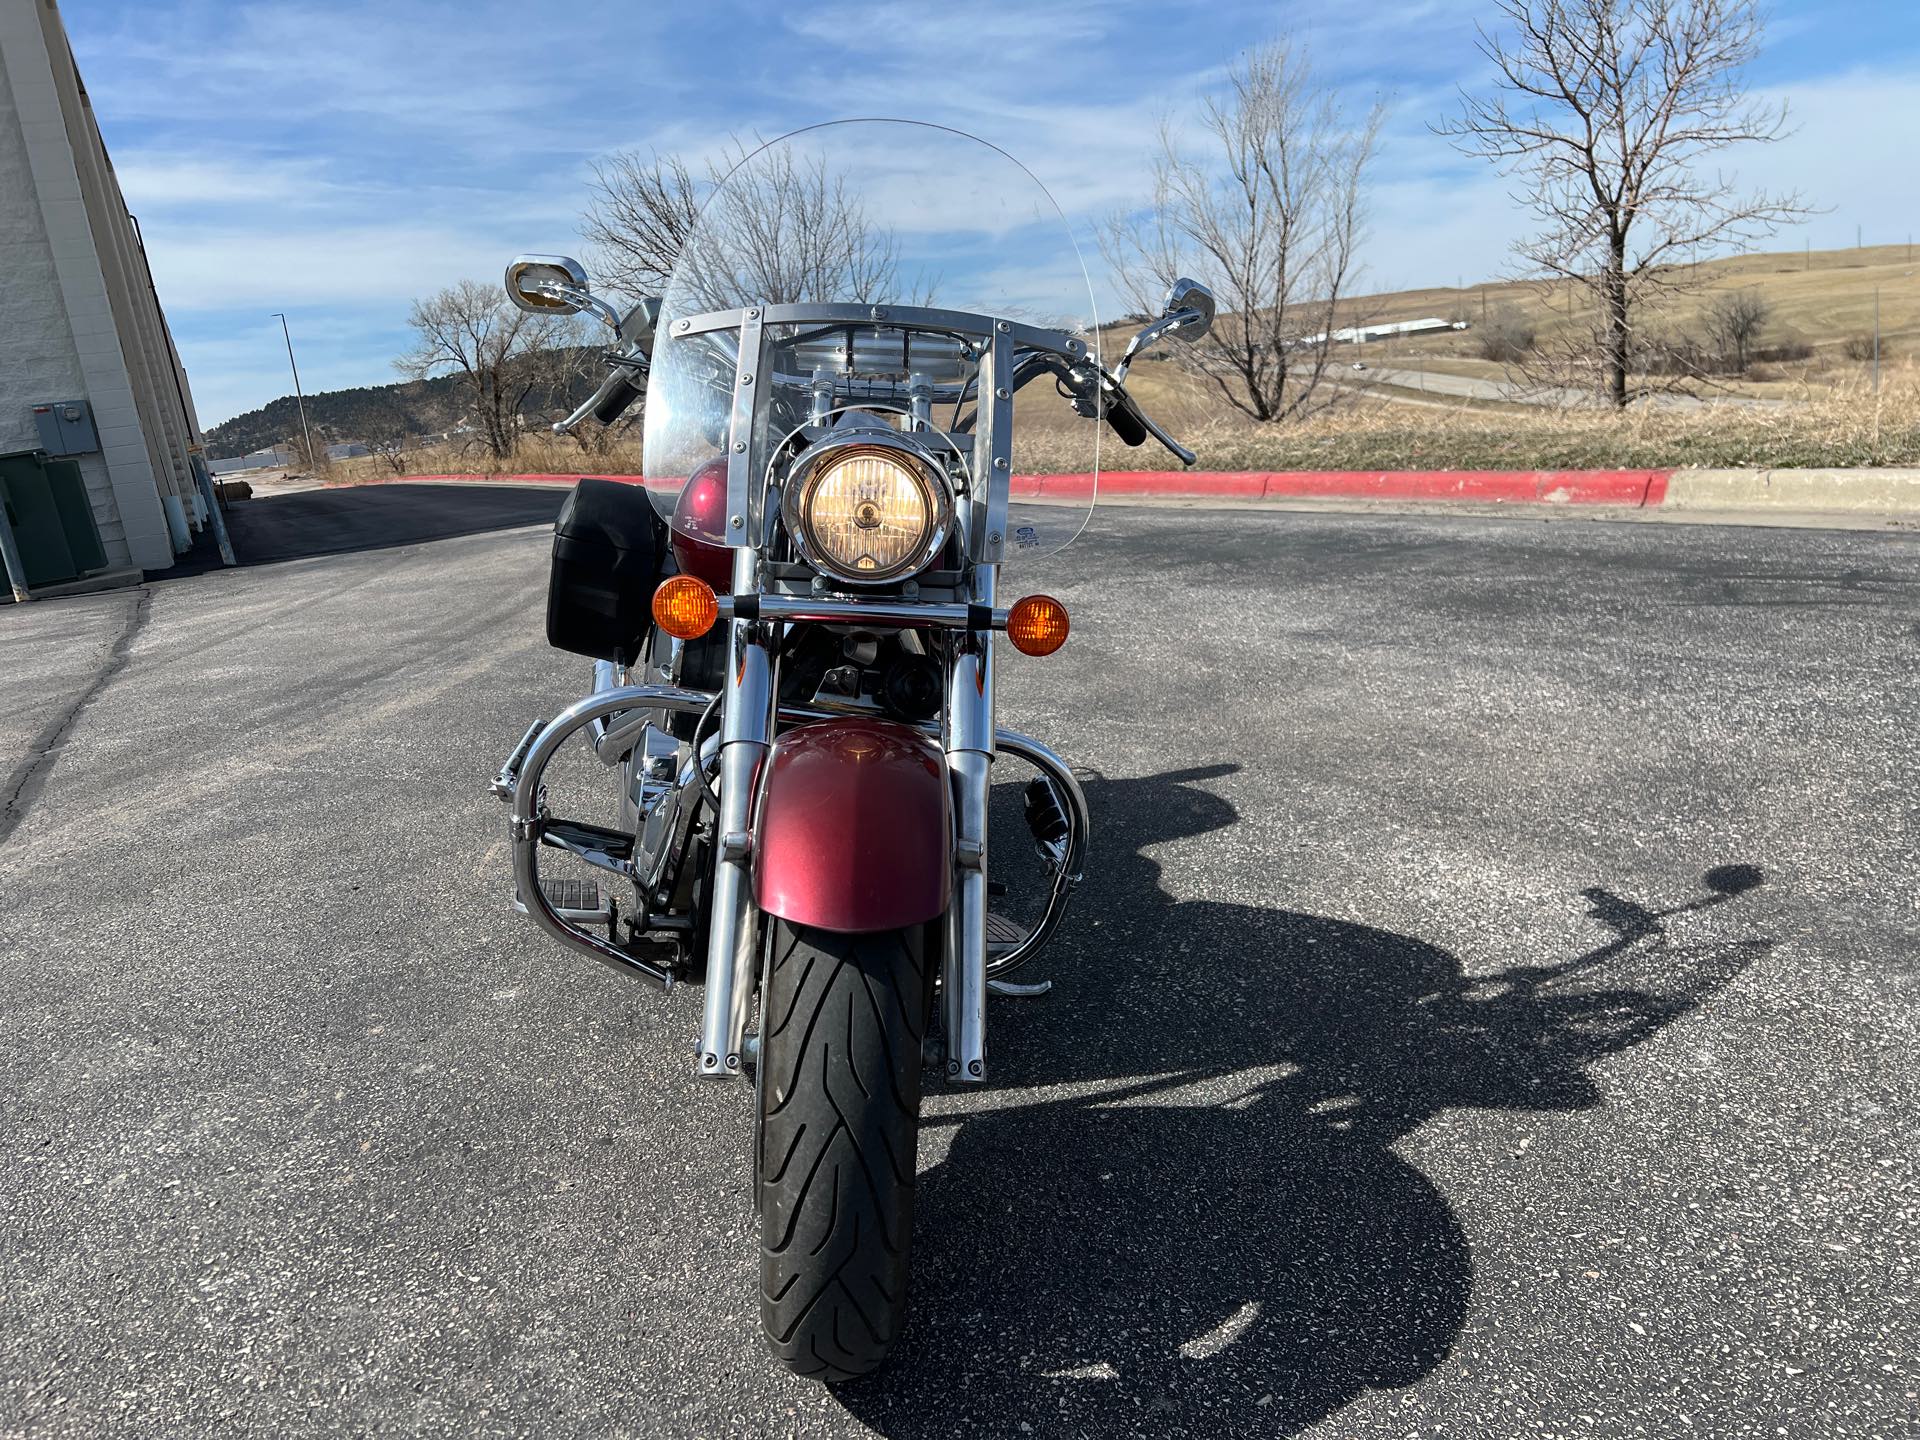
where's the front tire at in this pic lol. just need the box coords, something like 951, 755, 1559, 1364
757, 921, 928, 1381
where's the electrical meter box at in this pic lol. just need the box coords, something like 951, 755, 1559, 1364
31, 399, 100, 457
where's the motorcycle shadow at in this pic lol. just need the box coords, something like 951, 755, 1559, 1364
836, 764, 1770, 1437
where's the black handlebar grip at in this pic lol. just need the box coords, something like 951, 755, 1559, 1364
1106, 393, 1149, 447
591, 371, 644, 425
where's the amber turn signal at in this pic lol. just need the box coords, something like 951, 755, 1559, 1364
1006, 594, 1070, 656
652, 575, 720, 640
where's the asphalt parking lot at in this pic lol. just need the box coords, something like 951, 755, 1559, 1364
1, 485, 1915, 1438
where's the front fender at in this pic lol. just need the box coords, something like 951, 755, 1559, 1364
753, 718, 952, 934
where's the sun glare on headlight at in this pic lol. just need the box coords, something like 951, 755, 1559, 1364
795, 445, 943, 582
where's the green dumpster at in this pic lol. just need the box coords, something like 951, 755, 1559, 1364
43, 458, 107, 574
0, 450, 79, 587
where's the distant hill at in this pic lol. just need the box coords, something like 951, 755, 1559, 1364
1090, 243, 1919, 365
205, 378, 442, 457
212, 244, 1917, 455
203, 350, 609, 457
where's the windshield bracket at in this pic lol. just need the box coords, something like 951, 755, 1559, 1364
969, 325, 1013, 565
724, 308, 767, 548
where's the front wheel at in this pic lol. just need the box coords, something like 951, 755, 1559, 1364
757, 920, 928, 1381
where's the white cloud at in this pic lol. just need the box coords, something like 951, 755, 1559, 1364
113, 154, 334, 209
1749, 68, 1920, 249
142, 222, 527, 310
66, 0, 1916, 426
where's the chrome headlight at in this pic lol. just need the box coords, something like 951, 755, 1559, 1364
783, 434, 951, 585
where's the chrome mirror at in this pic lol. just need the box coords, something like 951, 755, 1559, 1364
1113, 276, 1217, 381
1162, 277, 1215, 342
505, 254, 592, 314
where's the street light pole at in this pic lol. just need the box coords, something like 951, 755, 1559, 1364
271, 312, 315, 470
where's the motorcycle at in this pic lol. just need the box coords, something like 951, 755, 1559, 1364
490, 121, 1211, 1380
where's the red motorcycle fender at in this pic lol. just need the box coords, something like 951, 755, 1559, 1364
752, 717, 953, 934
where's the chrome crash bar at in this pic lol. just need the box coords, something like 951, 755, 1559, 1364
494, 682, 1088, 1039
496, 684, 716, 990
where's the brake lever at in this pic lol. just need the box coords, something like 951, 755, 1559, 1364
1134, 406, 1197, 467
1073, 364, 1197, 466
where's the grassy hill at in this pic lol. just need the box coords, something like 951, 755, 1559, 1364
1091, 242, 1917, 389
206, 377, 444, 458
243, 244, 1920, 476
1050, 241, 1919, 468
1357, 242, 1918, 361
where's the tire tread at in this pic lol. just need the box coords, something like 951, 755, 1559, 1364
758, 922, 926, 1382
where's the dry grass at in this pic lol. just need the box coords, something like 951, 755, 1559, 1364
324, 324, 1920, 484
1095, 242, 1920, 400
307, 244, 1916, 485
1334, 242, 1920, 368
326, 433, 646, 485
1031, 369, 1920, 472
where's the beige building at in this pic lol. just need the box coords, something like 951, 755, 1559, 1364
0, 0, 208, 575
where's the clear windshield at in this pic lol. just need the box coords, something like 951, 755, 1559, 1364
642, 120, 1099, 572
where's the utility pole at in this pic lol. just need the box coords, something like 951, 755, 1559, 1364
1873, 287, 1881, 394
272, 312, 315, 471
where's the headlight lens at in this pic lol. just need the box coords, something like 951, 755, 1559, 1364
792, 443, 945, 583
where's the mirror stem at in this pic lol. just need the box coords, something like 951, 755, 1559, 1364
1113, 308, 1199, 383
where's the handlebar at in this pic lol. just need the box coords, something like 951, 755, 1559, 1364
1089, 364, 1194, 466
1104, 390, 1149, 447
592, 370, 644, 425
556, 327, 1194, 466
554, 354, 646, 435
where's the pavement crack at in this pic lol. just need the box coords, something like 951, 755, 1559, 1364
0, 586, 152, 845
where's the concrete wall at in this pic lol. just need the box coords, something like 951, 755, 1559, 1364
0, 0, 203, 572
0, 34, 132, 566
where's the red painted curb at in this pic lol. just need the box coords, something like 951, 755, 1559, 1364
375, 469, 1675, 507
1018, 470, 1671, 505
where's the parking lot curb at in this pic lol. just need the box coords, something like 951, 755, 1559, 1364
364, 467, 1920, 516
1662, 468, 1920, 512
385, 469, 1672, 506
1009, 470, 1672, 505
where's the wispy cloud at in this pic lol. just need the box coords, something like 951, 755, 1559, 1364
62, 0, 1920, 427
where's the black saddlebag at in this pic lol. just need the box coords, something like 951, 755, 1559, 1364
547, 478, 669, 665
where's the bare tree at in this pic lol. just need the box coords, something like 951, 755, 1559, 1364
397, 281, 580, 461
1104, 44, 1382, 423
1706, 287, 1770, 372
583, 138, 915, 308
1439, 0, 1808, 407
284, 431, 328, 474
362, 389, 420, 475
582, 150, 702, 298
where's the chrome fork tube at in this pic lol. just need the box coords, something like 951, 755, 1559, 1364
943, 566, 996, 1083
697, 548, 771, 1077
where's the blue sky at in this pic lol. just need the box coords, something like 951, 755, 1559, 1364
65, 0, 1920, 428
